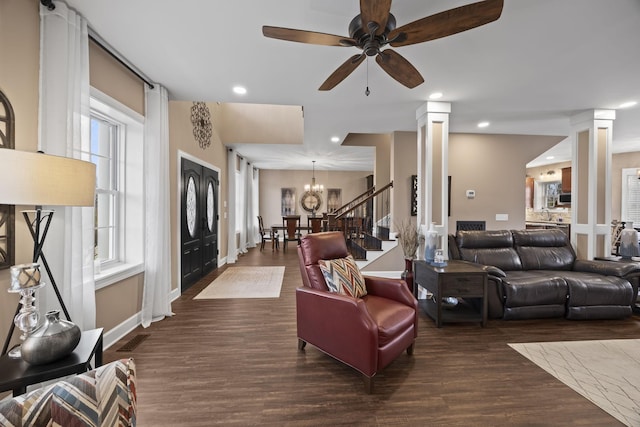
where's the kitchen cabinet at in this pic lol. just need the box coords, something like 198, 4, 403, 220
561, 167, 571, 193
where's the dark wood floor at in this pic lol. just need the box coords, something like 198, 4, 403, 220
105, 247, 640, 426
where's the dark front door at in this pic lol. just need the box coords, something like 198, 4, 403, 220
181, 158, 218, 291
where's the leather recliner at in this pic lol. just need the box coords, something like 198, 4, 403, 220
296, 231, 418, 393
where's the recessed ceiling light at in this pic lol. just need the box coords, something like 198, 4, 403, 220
546, 156, 555, 160
619, 101, 637, 109
233, 86, 247, 95
429, 92, 443, 100
331, 136, 340, 143
477, 121, 490, 128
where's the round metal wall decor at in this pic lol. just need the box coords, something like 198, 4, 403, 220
186, 176, 197, 237
300, 191, 322, 213
190, 101, 212, 150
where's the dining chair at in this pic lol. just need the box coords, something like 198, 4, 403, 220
282, 215, 301, 252
258, 215, 278, 251
308, 216, 323, 233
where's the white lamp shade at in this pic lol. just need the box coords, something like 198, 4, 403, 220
0, 150, 96, 207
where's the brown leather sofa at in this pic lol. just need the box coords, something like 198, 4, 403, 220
297, 231, 417, 393
452, 229, 640, 320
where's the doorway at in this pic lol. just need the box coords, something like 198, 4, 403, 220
181, 157, 219, 291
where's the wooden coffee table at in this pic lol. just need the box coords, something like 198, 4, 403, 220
414, 260, 487, 327
0, 328, 103, 396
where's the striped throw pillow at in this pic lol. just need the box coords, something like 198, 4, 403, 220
318, 255, 367, 298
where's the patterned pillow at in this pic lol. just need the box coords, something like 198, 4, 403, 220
318, 255, 368, 298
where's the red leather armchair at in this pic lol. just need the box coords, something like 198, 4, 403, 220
296, 231, 418, 393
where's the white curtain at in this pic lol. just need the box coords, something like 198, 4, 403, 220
238, 160, 248, 254
227, 149, 238, 263
39, 1, 95, 330
141, 85, 173, 327
252, 169, 261, 243
246, 165, 257, 248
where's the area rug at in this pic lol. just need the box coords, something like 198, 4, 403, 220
193, 266, 285, 299
509, 339, 640, 426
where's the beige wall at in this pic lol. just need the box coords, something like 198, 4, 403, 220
612, 151, 640, 221
220, 103, 303, 145
169, 101, 228, 290
0, 0, 41, 352
258, 169, 371, 229
89, 40, 145, 116
391, 131, 418, 232
448, 133, 565, 230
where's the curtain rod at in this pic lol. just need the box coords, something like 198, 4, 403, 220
40, 0, 155, 89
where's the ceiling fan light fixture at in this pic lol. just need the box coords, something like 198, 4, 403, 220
263, 0, 504, 91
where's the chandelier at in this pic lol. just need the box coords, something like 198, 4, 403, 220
304, 160, 324, 193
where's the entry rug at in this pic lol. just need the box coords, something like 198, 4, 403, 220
509, 339, 640, 426
193, 266, 285, 299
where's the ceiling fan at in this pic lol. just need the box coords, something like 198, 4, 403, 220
263, 0, 504, 91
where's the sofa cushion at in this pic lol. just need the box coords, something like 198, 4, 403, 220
319, 255, 367, 298
502, 274, 568, 307
457, 230, 523, 271
512, 229, 575, 271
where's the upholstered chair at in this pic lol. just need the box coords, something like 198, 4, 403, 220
296, 231, 418, 393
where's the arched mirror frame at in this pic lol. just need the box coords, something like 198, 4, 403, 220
0, 89, 16, 269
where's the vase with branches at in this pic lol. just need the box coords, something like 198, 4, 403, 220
395, 219, 423, 292
395, 219, 422, 259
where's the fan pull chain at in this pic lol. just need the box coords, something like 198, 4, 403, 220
365, 58, 371, 96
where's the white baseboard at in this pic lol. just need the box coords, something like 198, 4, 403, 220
103, 311, 142, 350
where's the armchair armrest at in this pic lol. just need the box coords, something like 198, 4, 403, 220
296, 287, 378, 375
364, 275, 417, 309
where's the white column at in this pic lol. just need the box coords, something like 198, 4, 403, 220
570, 109, 615, 259
416, 101, 451, 258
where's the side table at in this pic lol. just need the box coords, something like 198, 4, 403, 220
414, 260, 487, 327
0, 328, 103, 396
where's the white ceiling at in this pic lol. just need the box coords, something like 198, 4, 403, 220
65, 0, 640, 171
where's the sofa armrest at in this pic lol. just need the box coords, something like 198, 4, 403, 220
364, 275, 417, 308
484, 265, 507, 278
574, 259, 640, 278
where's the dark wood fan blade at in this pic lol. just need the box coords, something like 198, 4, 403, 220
262, 26, 355, 46
389, 0, 503, 47
360, 0, 392, 35
319, 54, 366, 91
375, 50, 424, 89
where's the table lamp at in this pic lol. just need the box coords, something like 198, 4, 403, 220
0, 150, 96, 357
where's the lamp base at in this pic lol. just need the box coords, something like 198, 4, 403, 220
8, 345, 22, 359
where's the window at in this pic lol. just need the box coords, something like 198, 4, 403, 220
89, 88, 144, 289
90, 115, 119, 266
621, 168, 640, 224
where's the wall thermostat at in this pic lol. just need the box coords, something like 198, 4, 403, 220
466, 190, 476, 199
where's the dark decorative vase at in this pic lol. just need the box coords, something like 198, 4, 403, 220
21, 310, 81, 365
401, 258, 414, 293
